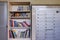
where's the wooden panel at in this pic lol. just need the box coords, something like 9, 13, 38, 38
10, 2, 30, 5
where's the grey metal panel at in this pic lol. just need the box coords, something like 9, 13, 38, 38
0, 2, 8, 40
32, 6, 60, 40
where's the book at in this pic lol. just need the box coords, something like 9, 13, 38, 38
21, 13, 26, 17
13, 30, 17, 38
14, 21, 18, 27
9, 30, 17, 38
17, 31, 21, 38
9, 29, 31, 38
10, 20, 18, 27
20, 31, 26, 38
22, 22, 28, 27
23, 21, 30, 27
11, 30, 15, 38
20, 22, 25, 27
10, 19, 14, 27
17, 6, 23, 11
26, 29, 30, 38
9, 30, 13, 38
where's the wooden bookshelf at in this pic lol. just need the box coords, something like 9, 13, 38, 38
8, 2, 32, 40
9, 38, 31, 40
10, 2, 30, 5
10, 27, 31, 29
10, 11, 30, 13
10, 17, 30, 19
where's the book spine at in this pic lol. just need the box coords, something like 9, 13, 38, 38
12, 19, 14, 27
28, 29, 30, 38
14, 21, 18, 27
9, 30, 13, 38
20, 22, 25, 27
17, 31, 21, 38
13, 30, 17, 38
25, 30, 27, 38
10, 20, 14, 27
17, 6, 23, 11
22, 22, 28, 27
26, 29, 29, 38
26, 29, 30, 38
23, 21, 29, 27
11, 30, 15, 38
20, 32, 25, 38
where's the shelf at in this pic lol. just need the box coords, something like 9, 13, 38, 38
10, 17, 30, 19
10, 11, 30, 13
9, 38, 31, 40
10, 27, 31, 29
9, 2, 31, 40
10, 2, 30, 5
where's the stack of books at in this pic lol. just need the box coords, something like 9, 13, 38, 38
11, 5, 30, 11
9, 29, 31, 38
10, 19, 31, 27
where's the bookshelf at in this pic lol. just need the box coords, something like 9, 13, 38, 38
8, 2, 32, 40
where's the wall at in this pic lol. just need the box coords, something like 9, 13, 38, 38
0, 0, 7, 2
9, 0, 60, 4
0, 0, 60, 4
31, 0, 60, 4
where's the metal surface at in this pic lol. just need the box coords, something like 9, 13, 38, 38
0, 2, 8, 40
32, 6, 60, 40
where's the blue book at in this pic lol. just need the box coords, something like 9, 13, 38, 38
10, 20, 14, 27
13, 31, 17, 38
14, 21, 18, 27
21, 13, 26, 17
17, 6, 23, 11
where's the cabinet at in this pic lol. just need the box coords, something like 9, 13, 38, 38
8, 2, 32, 40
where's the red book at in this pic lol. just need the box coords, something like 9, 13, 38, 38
12, 19, 14, 27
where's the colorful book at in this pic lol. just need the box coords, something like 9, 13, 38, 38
20, 22, 25, 27
13, 30, 17, 38
10, 19, 14, 27
22, 22, 28, 27
14, 21, 18, 27
11, 30, 15, 38
23, 21, 30, 27
9, 30, 13, 38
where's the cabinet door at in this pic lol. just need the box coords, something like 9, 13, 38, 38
0, 2, 8, 40
32, 6, 60, 40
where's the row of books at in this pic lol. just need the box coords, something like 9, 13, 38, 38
9, 29, 31, 38
10, 13, 30, 18
11, 5, 30, 11
10, 20, 31, 27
